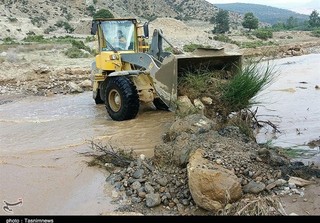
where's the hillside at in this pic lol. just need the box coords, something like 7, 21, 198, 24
0, 0, 245, 40
214, 3, 309, 25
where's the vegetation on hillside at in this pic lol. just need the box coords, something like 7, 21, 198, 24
214, 3, 308, 25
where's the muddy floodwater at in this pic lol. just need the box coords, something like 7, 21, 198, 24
255, 54, 320, 166
0, 53, 319, 215
0, 93, 174, 215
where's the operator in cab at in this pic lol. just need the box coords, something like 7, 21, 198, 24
115, 30, 127, 50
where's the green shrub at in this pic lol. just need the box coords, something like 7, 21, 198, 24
238, 41, 277, 48
54, 20, 74, 33
93, 9, 114, 19
183, 43, 204, 52
85, 35, 95, 42
213, 34, 238, 44
254, 29, 273, 40
221, 60, 276, 114
44, 26, 57, 34
65, 47, 91, 58
71, 40, 91, 52
311, 29, 320, 37
23, 35, 46, 42
8, 17, 18, 22
3, 37, 16, 44
30, 16, 47, 28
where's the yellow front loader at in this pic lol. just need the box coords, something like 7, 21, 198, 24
90, 18, 242, 121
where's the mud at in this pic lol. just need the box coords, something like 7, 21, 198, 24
0, 92, 174, 215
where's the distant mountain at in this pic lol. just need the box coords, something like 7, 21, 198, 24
214, 3, 309, 25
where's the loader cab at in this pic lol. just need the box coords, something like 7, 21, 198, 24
91, 18, 138, 52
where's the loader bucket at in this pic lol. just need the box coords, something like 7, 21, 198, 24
152, 48, 242, 111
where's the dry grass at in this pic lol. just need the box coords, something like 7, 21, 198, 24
84, 140, 136, 168
218, 195, 286, 216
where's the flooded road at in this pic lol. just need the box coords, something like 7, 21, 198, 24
0, 92, 174, 215
255, 54, 320, 165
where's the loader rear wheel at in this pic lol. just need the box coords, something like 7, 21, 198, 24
153, 98, 169, 111
105, 76, 139, 121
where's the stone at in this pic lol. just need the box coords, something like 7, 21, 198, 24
132, 169, 145, 179
176, 96, 196, 117
243, 181, 266, 194
145, 193, 161, 208
157, 177, 168, 186
201, 96, 213, 105
187, 149, 242, 211
131, 181, 142, 190
68, 82, 84, 93
144, 182, 155, 194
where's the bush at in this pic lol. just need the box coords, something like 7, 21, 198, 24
71, 40, 91, 52
254, 29, 273, 40
85, 36, 95, 42
54, 20, 74, 33
311, 29, 320, 37
93, 9, 114, 19
44, 26, 57, 34
65, 47, 91, 58
220, 60, 277, 115
3, 37, 16, 44
183, 43, 204, 52
23, 35, 46, 42
8, 17, 18, 22
213, 35, 238, 44
237, 41, 277, 49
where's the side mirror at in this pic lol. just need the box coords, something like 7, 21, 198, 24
143, 22, 149, 39
91, 21, 98, 35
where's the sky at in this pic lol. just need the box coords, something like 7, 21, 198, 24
206, 0, 319, 14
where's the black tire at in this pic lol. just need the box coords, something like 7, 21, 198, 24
94, 89, 104, 104
105, 76, 139, 121
153, 98, 169, 111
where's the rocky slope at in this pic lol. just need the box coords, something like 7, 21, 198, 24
0, 0, 244, 40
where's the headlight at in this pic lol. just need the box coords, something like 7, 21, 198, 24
110, 54, 117, 60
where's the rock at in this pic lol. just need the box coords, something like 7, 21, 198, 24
144, 182, 155, 194
111, 190, 119, 198
201, 96, 213, 105
187, 149, 242, 211
168, 114, 214, 141
176, 96, 196, 117
288, 176, 315, 187
243, 181, 266, 194
145, 193, 161, 208
132, 169, 145, 179
193, 99, 205, 112
138, 191, 146, 198
156, 176, 168, 186
78, 79, 92, 88
131, 181, 142, 190
68, 82, 84, 93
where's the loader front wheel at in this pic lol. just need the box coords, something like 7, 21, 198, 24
105, 77, 139, 121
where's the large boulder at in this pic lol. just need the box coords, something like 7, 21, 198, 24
188, 149, 242, 211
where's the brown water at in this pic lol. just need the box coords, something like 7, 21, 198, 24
255, 54, 320, 165
0, 92, 174, 215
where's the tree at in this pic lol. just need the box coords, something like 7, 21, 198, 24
242, 12, 259, 31
309, 10, 320, 28
93, 9, 114, 19
286, 16, 298, 29
213, 10, 230, 34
